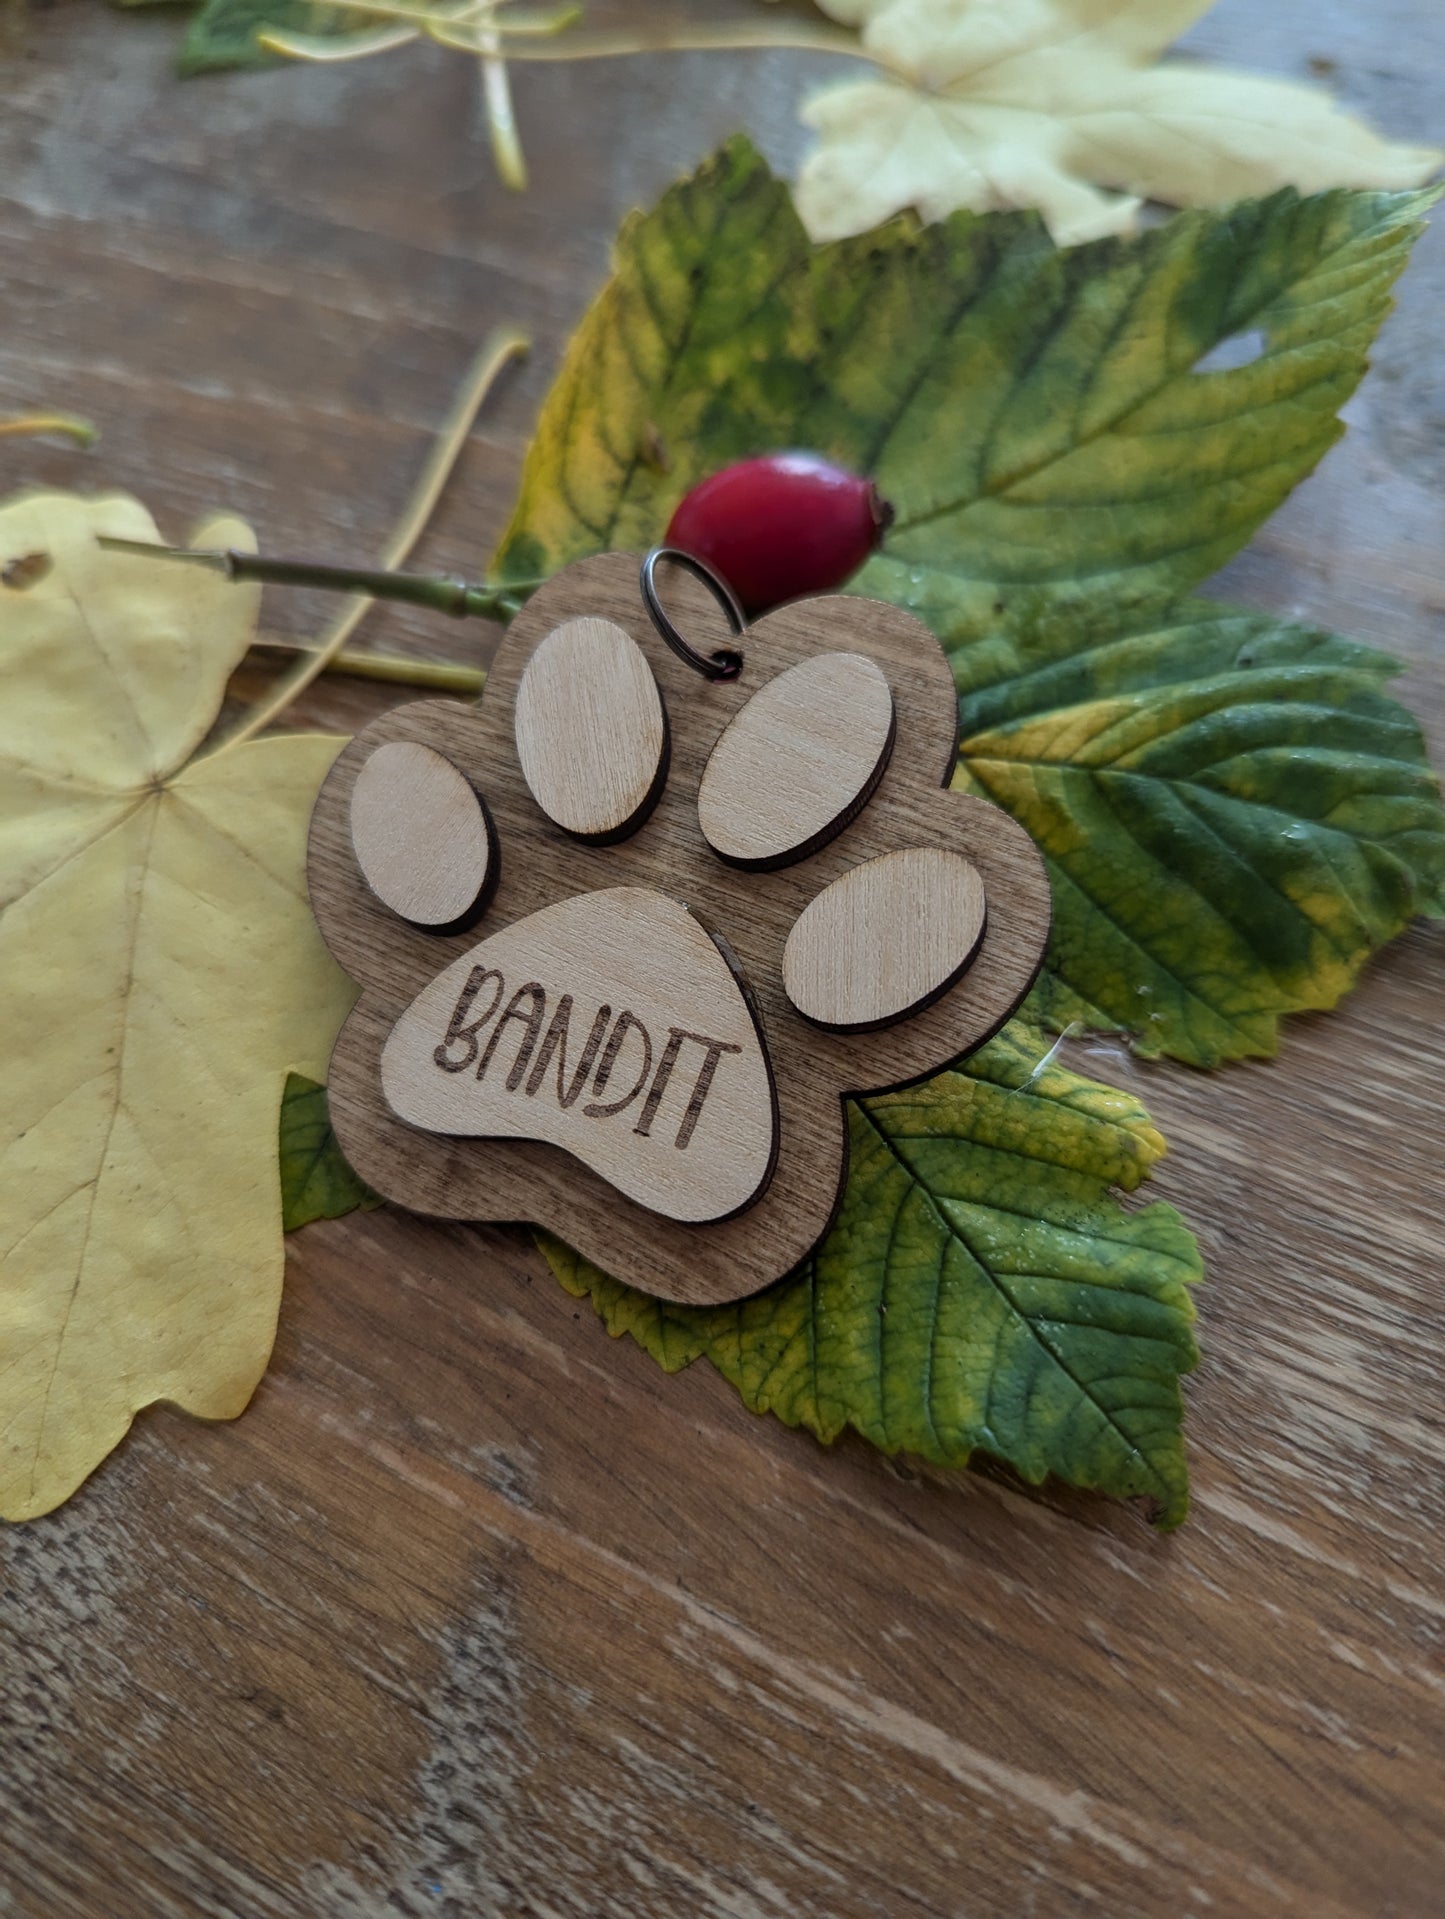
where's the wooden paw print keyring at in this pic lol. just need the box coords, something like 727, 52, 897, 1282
312, 541, 1050, 1305
105, 523, 1051, 1305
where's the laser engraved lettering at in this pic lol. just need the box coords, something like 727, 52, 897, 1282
524, 995, 613, 1108
434, 966, 504, 1073
475, 982, 548, 1090
632, 1025, 687, 1140
381, 887, 777, 1224
583, 1010, 653, 1119
633, 1027, 743, 1148
675, 1035, 740, 1149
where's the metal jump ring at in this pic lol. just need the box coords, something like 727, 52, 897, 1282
640, 547, 746, 681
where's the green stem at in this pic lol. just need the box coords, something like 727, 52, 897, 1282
219, 550, 533, 622
427, 19, 868, 61
206, 323, 529, 757
0, 412, 97, 446
251, 637, 487, 694
256, 22, 419, 60
480, 16, 528, 189
98, 539, 544, 624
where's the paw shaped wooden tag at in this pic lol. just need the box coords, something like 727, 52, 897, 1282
307, 551, 1050, 1306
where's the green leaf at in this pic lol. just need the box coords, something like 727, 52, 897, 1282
540, 1020, 1202, 1527
492, 139, 1444, 1063
279, 1073, 378, 1232
178, 0, 368, 73
955, 603, 1445, 1063
494, 137, 1431, 625
491, 139, 804, 586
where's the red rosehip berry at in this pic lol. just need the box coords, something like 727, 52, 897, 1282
664, 452, 893, 617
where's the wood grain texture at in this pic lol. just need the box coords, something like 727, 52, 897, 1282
0, 3, 1442, 1916
379, 885, 779, 1223
350, 740, 494, 928
308, 556, 1050, 1302
783, 847, 987, 1030
513, 615, 667, 841
697, 650, 895, 867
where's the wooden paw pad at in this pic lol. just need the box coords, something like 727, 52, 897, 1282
380, 887, 776, 1224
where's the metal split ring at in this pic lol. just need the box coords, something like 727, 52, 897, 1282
640, 547, 746, 682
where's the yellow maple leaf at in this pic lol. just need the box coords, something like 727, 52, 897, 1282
796, 0, 1444, 244
0, 492, 353, 1521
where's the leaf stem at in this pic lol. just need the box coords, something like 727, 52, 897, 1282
270, 0, 871, 62
250, 635, 487, 694
262, 8, 879, 81
201, 324, 527, 759
0, 412, 98, 445
257, 22, 420, 60
480, 15, 528, 190
259, 2, 583, 63
426, 19, 871, 63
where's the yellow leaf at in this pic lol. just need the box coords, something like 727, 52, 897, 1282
0, 492, 353, 1520
797, 0, 1444, 244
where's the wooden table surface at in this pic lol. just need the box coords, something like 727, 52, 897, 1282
2, 4, 1442, 1914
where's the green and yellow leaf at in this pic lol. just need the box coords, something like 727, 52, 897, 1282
496, 138, 1432, 632
493, 139, 1445, 1063
541, 1019, 1202, 1526
957, 603, 1445, 1062
0, 492, 355, 1521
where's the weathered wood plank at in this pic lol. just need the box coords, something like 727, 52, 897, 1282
1, 2, 1441, 1914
